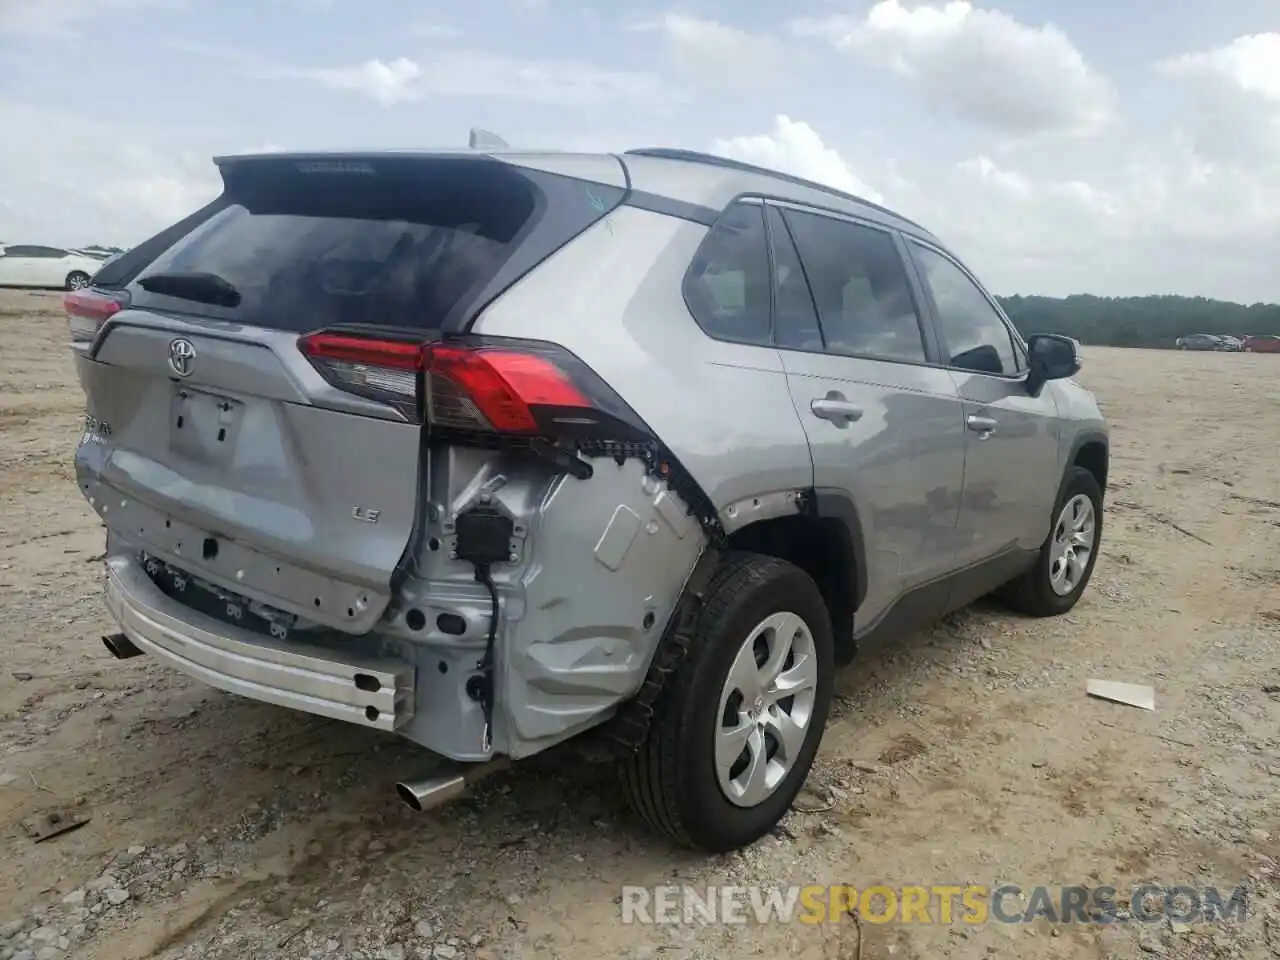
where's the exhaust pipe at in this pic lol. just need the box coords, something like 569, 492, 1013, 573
396, 757, 510, 813
103, 632, 143, 659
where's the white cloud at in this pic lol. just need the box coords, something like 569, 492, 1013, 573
709, 115, 885, 203
234, 142, 289, 154
956, 156, 1033, 198
1159, 32, 1280, 102
414, 51, 670, 107
706, 107, 1280, 301
93, 174, 218, 227
218, 48, 672, 108
0, 0, 181, 36
304, 57, 425, 106
933, 146, 1280, 298
0, 100, 219, 248
412, 22, 463, 40
639, 13, 789, 92
792, 0, 1115, 139
1157, 33, 1280, 164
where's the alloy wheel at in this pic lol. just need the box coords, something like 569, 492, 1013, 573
1049, 493, 1096, 596
715, 611, 819, 808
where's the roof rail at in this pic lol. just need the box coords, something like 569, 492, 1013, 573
623, 147, 927, 231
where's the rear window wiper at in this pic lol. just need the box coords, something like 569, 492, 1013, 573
137, 271, 242, 308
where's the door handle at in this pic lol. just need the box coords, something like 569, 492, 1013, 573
811, 395, 864, 424
966, 414, 997, 437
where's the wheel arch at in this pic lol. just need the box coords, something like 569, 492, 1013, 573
591, 486, 868, 759
723, 486, 867, 662
1068, 430, 1109, 496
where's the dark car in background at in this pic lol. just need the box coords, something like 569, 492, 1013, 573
1175, 334, 1227, 351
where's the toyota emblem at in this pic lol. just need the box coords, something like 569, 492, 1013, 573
168, 338, 196, 377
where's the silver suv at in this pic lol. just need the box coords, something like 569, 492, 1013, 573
68, 147, 1108, 853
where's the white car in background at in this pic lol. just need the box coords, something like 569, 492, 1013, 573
0, 244, 106, 291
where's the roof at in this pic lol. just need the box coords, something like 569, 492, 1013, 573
623, 148, 929, 233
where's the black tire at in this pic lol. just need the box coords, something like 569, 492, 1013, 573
619, 552, 834, 853
996, 465, 1103, 617
65, 271, 91, 291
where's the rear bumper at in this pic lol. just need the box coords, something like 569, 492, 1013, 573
104, 554, 415, 731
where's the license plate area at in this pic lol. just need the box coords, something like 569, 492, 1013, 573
169, 387, 243, 463
140, 551, 300, 641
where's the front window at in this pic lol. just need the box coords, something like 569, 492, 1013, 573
908, 242, 1019, 376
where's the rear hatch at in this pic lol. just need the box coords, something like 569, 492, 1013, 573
72, 152, 626, 633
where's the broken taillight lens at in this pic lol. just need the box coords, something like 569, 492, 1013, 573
65, 288, 128, 344
296, 330, 652, 443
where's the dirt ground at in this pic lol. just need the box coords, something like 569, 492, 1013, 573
1, 287, 1277, 960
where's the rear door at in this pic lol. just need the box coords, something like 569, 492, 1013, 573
903, 237, 1062, 563
73, 153, 627, 633
765, 202, 968, 628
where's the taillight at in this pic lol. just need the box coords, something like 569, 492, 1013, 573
297, 330, 653, 444
65, 288, 128, 344
297, 332, 422, 416
425, 346, 590, 433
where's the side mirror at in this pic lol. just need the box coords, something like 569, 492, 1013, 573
1026, 334, 1080, 396
951, 343, 1004, 375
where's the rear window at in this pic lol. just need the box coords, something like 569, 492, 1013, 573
129, 155, 625, 333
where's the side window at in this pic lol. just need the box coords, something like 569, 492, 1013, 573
765, 206, 823, 351
684, 202, 772, 345
909, 242, 1018, 376
779, 209, 927, 363
4, 245, 39, 257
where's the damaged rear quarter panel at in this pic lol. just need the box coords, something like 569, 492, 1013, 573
506, 455, 702, 752
463, 206, 816, 754
389, 446, 703, 760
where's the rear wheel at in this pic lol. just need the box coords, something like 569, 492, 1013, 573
65, 271, 91, 291
619, 553, 834, 853
996, 466, 1103, 617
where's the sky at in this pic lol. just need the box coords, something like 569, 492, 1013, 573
1, 0, 1279, 301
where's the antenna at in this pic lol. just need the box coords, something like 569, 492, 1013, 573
468, 128, 509, 150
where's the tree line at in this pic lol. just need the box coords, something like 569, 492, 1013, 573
996, 294, 1280, 348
